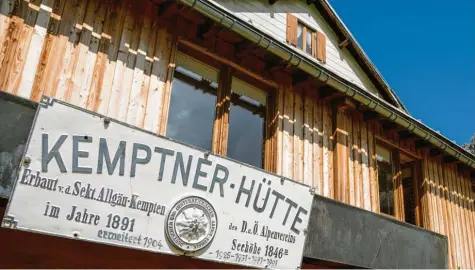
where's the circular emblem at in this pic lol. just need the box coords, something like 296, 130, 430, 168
165, 196, 217, 252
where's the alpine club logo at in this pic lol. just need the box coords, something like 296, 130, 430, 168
165, 196, 217, 253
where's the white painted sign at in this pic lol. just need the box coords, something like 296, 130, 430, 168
3, 97, 314, 269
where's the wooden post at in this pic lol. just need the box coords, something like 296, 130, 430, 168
333, 105, 349, 203
211, 66, 232, 155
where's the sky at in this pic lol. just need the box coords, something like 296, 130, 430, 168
329, 0, 475, 145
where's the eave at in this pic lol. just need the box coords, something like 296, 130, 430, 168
174, 0, 475, 171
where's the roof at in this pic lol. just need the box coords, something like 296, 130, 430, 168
271, 0, 409, 113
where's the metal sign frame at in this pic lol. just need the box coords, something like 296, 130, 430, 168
2, 96, 314, 269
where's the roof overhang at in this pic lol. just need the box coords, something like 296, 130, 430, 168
271, 0, 408, 113
174, 0, 475, 171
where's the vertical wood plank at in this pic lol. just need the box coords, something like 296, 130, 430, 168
282, 86, 294, 179
455, 166, 469, 267
353, 114, 361, 208
115, 2, 144, 122
444, 164, 457, 268
53, 0, 89, 101
67, 0, 107, 107
30, 0, 67, 101
322, 102, 333, 198
142, 29, 173, 134
0, 0, 15, 49
275, 86, 284, 176
421, 154, 434, 231
360, 120, 371, 210
106, 1, 138, 119
136, 9, 159, 129
303, 89, 313, 186
126, 1, 156, 127
94, 0, 129, 114
313, 99, 323, 195
293, 89, 303, 182
461, 171, 474, 268
368, 123, 378, 212
16, 0, 57, 98
347, 113, 355, 205
0, 0, 39, 94
465, 172, 475, 267
333, 109, 348, 203
449, 164, 463, 267
432, 159, 444, 234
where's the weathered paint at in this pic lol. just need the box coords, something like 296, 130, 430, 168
0, 0, 173, 134
0, 0, 473, 268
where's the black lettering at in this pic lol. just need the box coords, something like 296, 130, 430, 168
193, 158, 210, 192
209, 164, 228, 197
97, 138, 126, 176
72, 135, 93, 174
171, 152, 192, 185
269, 190, 285, 218
291, 206, 308, 235
282, 198, 298, 226
42, 134, 67, 173
235, 176, 255, 207
130, 143, 151, 177
253, 181, 270, 213
154, 147, 175, 181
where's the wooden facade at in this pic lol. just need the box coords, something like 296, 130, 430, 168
0, 0, 473, 268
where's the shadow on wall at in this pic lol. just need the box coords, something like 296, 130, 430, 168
0, 0, 173, 133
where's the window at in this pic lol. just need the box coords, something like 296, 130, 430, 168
166, 53, 219, 150
296, 22, 314, 56
286, 13, 326, 62
376, 145, 395, 216
166, 53, 269, 169
228, 79, 266, 168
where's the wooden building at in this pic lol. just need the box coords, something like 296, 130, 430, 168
0, 0, 473, 268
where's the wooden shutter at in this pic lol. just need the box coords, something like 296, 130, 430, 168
316, 31, 326, 63
286, 13, 298, 46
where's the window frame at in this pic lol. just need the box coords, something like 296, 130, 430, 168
297, 22, 316, 58
375, 141, 405, 222
163, 46, 276, 172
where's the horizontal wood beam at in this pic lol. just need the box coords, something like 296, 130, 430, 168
335, 97, 356, 111
376, 135, 422, 160
338, 38, 350, 48
178, 39, 278, 88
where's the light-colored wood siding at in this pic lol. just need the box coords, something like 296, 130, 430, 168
0, 0, 174, 134
208, 0, 380, 96
273, 83, 379, 210
0, 1, 474, 269
421, 158, 475, 269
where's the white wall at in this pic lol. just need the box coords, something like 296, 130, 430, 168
209, 0, 380, 96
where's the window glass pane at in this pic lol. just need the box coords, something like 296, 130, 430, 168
297, 23, 303, 49
378, 161, 394, 215
306, 30, 312, 54
377, 145, 394, 216
227, 83, 266, 168
166, 66, 217, 150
